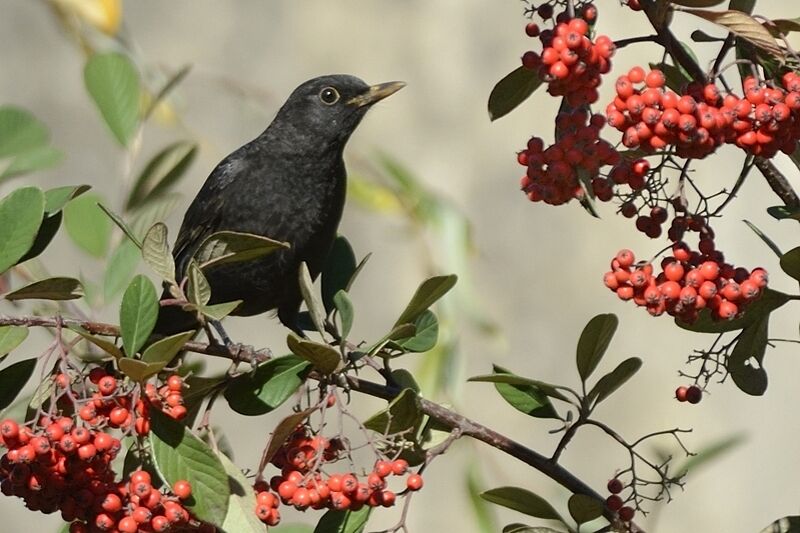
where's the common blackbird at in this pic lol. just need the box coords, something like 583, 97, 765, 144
154, 74, 405, 337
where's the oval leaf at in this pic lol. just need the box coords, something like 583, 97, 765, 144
142, 331, 195, 364
469, 371, 569, 403
143, 222, 176, 282
0, 326, 28, 361
118, 357, 165, 382
64, 193, 112, 257
480, 487, 563, 521
4, 277, 83, 301
149, 409, 230, 526
224, 354, 311, 416
393, 310, 438, 353
587, 357, 642, 405
262, 407, 317, 465
199, 300, 242, 321
120, 274, 159, 356
670, 0, 725, 5
314, 507, 371, 533
493, 377, 559, 420
576, 314, 618, 382
363, 388, 423, 434
728, 316, 769, 396
69, 326, 123, 359
0, 358, 37, 411
127, 141, 197, 210
333, 290, 354, 340
287, 334, 341, 374
502, 524, 565, 533
567, 494, 604, 524
104, 239, 141, 302
394, 274, 457, 327
44, 185, 91, 215
194, 231, 289, 270
84, 52, 140, 146
219, 452, 265, 533
0, 187, 45, 273
322, 236, 357, 314
0, 106, 48, 157
187, 262, 211, 306
299, 262, 327, 335
780, 246, 800, 282
684, 9, 782, 56
488, 67, 543, 121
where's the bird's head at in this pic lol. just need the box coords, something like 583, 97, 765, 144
272, 75, 405, 146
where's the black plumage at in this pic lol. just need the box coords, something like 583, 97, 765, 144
154, 74, 404, 336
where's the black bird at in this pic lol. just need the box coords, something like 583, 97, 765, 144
154, 75, 405, 337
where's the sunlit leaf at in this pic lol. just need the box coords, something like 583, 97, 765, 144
333, 290, 354, 340
314, 507, 371, 533
64, 193, 112, 257
480, 487, 563, 522
394, 274, 457, 327
187, 263, 211, 307
104, 239, 140, 303
286, 334, 340, 374
120, 274, 159, 356
84, 52, 141, 146
4, 277, 83, 301
299, 262, 326, 336
142, 331, 195, 365
363, 388, 423, 434
224, 354, 311, 416
683, 9, 783, 57
142, 222, 176, 282
0, 187, 45, 273
0, 326, 28, 362
219, 452, 265, 533
194, 231, 288, 270
68, 326, 123, 359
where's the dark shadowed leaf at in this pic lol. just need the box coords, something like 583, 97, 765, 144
743, 219, 782, 257
333, 290, 354, 340
44, 185, 91, 214
394, 274, 457, 327
195, 231, 288, 270
149, 410, 230, 525
64, 193, 112, 257
480, 487, 563, 522
648, 62, 691, 92
287, 334, 341, 374
684, 9, 782, 56
729, 0, 756, 14
767, 205, 800, 220
0, 358, 37, 411
68, 326, 123, 359
322, 236, 356, 314
567, 494, 604, 524
488, 67, 543, 121
120, 274, 159, 356
17, 212, 61, 264
224, 354, 311, 416
469, 367, 569, 403
0, 326, 28, 362
779, 246, 800, 281
670, 0, 725, 6
97, 202, 142, 248
84, 52, 140, 146
502, 525, 565, 533
587, 357, 642, 405
0, 186, 45, 273
5, 277, 83, 301
142, 331, 195, 364
576, 314, 618, 382
262, 407, 317, 465
728, 315, 769, 395
142, 222, 176, 282
479, 365, 559, 419
677, 289, 789, 333
363, 388, 423, 434
127, 141, 197, 210
759, 515, 800, 533
313, 507, 371, 533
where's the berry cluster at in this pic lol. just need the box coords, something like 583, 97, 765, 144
258, 426, 424, 526
675, 385, 702, 404
519, 109, 620, 205
522, 16, 614, 106
605, 477, 635, 524
0, 415, 196, 532
603, 245, 768, 323
607, 68, 800, 159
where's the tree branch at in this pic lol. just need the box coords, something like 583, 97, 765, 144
753, 157, 800, 209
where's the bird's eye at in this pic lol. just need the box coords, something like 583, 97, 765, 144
319, 87, 340, 105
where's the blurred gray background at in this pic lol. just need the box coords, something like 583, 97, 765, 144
1, 1, 799, 531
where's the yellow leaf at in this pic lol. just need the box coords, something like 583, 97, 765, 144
53, 0, 122, 35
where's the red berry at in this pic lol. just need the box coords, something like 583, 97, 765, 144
686, 385, 703, 404
173, 479, 192, 499
406, 473, 424, 491
151, 515, 170, 532
391, 459, 409, 476
606, 494, 623, 511
97, 375, 117, 395
0, 419, 19, 440
118, 516, 138, 533
619, 505, 635, 521
525, 22, 540, 37
607, 478, 623, 494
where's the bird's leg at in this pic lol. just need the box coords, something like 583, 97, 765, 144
209, 319, 234, 347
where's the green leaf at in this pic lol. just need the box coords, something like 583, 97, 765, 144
314, 507, 371, 533
0, 326, 28, 361
587, 357, 642, 405
219, 452, 265, 533
103, 239, 140, 303
363, 388, 423, 434
64, 193, 112, 257
44, 185, 91, 214
728, 315, 769, 395
567, 494, 604, 524
143, 64, 192, 120
120, 274, 159, 356
0, 186, 45, 273
97, 202, 142, 248
286, 334, 341, 374
0, 145, 63, 180
677, 288, 790, 333
149, 409, 230, 525
224, 354, 311, 416
683, 9, 782, 57
480, 487, 563, 522
346, 253, 371, 292
333, 290, 354, 340
466, 467, 499, 533
142, 331, 195, 364
0, 106, 48, 157
322, 236, 356, 314
194, 231, 288, 270
759, 515, 800, 533
767, 205, 800, 220
394, 274, 457, 327
670, 0, 725, 6
492, 371, 560, 420
17, 212, 62, 264
468, 372, 569, 403
118, 357, 166, 382
675, 433, 746, 477
780, 246, 800, 282
502, 525, 565, 533
771, 18, 800, 36
127, 141, 197, 210
4, 277, 83, 301
488, 67, 543, 121
69, 326, 123, 359
262, 407, 317, 465
743, 219, 782, 257
391, 369, 421, 393
0, 358, 37, 411
393, 310, 439, 353
576, 314, 618, 382
84, 52, 141, 146
187, 263, 211, 306
299, 262, 327, 336
199, 300, 242, 321
142, 222, 176, 282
